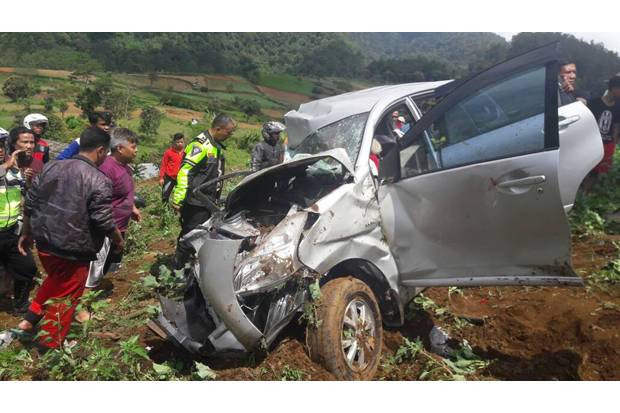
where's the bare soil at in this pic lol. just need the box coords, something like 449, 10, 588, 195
256, 86, 311, 105
1, 231, 618, 381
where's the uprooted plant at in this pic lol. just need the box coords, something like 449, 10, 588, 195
381, 336, 489, 380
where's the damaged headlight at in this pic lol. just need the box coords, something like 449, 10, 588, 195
233, 207, 308, 295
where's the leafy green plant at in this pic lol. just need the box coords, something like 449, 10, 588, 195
300, 278, 322, 328
382, 337, 489, 381
590, 258, 620, 285
280, 365, 305, 381
193, 361, 217, 380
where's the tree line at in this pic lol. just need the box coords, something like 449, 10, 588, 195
1, 32, 618, 99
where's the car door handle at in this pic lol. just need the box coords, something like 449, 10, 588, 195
497, 175, 546, 188
558, 115, 580, 130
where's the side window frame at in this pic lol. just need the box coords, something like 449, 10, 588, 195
397, 60, 560, 181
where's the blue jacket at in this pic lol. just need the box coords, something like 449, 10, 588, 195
56, 138, 80, 160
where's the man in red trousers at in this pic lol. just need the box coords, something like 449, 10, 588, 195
0, 127, 124, 350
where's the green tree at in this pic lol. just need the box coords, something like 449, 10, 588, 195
104, 88, 137, 120
238, 55, 260, 83
2, 76, 33, 102
75, 87, 102, 119
233, 97, 261, 119
42, 113, 68, 142
44, 96, 55, 112
139, 106, 163, 138
58, 101, 69, 119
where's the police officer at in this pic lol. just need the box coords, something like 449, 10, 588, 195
0, 127, 37, 314
251, 121, 286, 172
171, 114, 236, 267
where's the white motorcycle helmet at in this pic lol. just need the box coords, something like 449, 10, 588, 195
23, 113, 48, 130
0, 127, 8, 140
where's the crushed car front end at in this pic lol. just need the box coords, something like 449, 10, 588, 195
151, 150, 359, 355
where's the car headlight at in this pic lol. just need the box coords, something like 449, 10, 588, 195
233, 210, 307, 295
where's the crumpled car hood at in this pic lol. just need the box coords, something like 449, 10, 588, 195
226, 148, 354, 209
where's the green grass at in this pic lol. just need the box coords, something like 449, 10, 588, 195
206, 76, 257, 94
206, 91, 285, 109
257, 73, 315, 96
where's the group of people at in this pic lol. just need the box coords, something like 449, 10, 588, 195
0, 111, 141, 349
0, 110, 288, 350
558, 61, 620, 185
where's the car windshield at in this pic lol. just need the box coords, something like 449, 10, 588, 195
289, 112, 369, 162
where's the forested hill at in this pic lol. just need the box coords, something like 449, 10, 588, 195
0, 32, 504, 75
0, 32, 618, 95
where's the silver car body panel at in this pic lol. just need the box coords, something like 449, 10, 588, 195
298, 173, 401, 294
377, 148, 577, 285
557, 101, 604, 212
196, 236, 263, 351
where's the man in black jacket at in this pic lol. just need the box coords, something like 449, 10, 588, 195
3, 127, 124, 350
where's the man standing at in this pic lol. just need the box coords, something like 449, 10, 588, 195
9, 127, 44, 186
0, 132, 37, 315
251, 121, 285, 172
23, 113, 50, 164
2, 127, 123, 350
85, 127, 141, 290
159, 133, 185, 203
588, 75, 620, 178
171, 114, 235, 267
56, 111, 113, 160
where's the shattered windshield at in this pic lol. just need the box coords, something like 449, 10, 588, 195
289, 112, 369, 162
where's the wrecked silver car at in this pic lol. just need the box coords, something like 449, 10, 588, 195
150, 43, 603, 380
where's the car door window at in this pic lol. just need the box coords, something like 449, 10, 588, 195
374, 103, 417, 180
400, 66, 547, 178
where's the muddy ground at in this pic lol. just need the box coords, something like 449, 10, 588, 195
1, 232, 618, 381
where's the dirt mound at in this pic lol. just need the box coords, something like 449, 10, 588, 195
212, 339, 336, 381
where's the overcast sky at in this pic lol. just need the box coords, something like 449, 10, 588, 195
497, 32, 620, 55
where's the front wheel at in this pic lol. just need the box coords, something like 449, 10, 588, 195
306, 277, 383, 380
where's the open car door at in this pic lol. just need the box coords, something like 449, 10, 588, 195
378, 43, 591, 288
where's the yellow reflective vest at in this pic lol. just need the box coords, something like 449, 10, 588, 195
0, 166, 24, 230
172, 131, 225, 207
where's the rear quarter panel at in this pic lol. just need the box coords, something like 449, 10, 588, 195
558, 102, 604, 212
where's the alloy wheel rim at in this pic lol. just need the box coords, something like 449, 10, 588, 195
341, 297, 377, 371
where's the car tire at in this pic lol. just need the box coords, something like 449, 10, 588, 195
306, 277, 383, 380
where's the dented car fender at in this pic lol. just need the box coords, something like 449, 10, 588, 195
298, 171, 405, 318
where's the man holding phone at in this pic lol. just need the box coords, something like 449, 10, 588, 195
0, 128, 38, 315
8, 127, 44, 187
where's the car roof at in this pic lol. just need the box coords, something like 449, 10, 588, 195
284, 80, 452, 148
